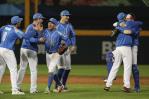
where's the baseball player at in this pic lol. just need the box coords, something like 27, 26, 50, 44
54, 10, 76, 92
17, 13, 45, 94
105, 12, 126, 83
0, 16, 25, 95
104, 16, 141, 92
43, 18, 69, 94
125, 13, 143, 92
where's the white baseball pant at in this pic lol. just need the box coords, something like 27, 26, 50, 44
132, 46, 138, 65
17, 48, 38, 92
0, 56, 6, 83
106, 46, 132, 88
57, 48, 71, 70
0, 48, 18, 92
46, 52, 61, 73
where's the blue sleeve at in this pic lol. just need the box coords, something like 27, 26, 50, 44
135, 21, 143, 26
69, 24, 76, 45
15, 29, 24, 39
24, 25, 39, 43
116, 26, 124, 32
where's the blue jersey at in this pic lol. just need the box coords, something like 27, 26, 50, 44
56, 22, 76, 46
44, 29, 67, 53
0, 25, 24, 50
115, 21, 133, 47
127, 20, 143, 46
21, 24, 40, 51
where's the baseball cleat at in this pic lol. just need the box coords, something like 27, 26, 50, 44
12, 90, 25, 95
44, 87, 50, 94
53, 89, 59, 93
104, 87, 110, 91
57, 85, 64, 93
122, 87, 131, 93
62, 87, 69, 92
18, 88, 23, 92
30, 90, 39, 94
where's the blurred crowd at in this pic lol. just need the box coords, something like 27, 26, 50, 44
0, 0, 146, 7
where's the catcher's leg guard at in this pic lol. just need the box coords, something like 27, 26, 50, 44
106, 51, 114, 76
132, 64, 140, 92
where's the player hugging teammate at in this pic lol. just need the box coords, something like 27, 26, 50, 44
104, 12, 143, 93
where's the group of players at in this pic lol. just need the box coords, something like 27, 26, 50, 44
104, 12, 143, 93
0, 10, 76, 95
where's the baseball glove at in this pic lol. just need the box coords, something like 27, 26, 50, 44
58, 43, 68, 55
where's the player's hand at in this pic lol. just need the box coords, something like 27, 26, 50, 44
69, 45, 77, 54
39, 37, 46, 43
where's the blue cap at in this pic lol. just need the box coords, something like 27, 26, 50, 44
117, 12, 126, 21
49, 18, 58, 25
33, 13, 44, 19
11, 16, 23, 24
60, 10, 71, 16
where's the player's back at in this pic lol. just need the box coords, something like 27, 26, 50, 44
0, 25, 23, 50
126, 20, 143, 46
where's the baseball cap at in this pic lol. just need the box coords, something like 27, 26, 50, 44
11, 16, 23, 24
60, 10, 71, 16
33, 13, 44, 19
117, 12, 126, 20
49, 18, 58, 25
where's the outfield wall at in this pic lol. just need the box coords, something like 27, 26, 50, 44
14, 30, 149, 65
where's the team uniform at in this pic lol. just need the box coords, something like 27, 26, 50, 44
129, 20, 143, 92
0, 16, 25, 95
55, 10, 76, 91
105, 12, 126, 78
43, 18, 69, 93
105, 20, 139, 92
105, 13, 143, 92
17, 13, 44, 93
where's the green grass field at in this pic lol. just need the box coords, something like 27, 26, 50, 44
0, 65, 149, 99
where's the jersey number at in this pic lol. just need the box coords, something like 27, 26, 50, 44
1, 32, 8, 42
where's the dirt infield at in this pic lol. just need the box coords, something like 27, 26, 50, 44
1, 75, 149, 85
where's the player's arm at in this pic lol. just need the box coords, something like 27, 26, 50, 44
116, 25, 132, 35
15, 29, 25, 39
69, 24, 76, 46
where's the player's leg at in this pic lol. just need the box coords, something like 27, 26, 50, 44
48, 53, 64, 93
57, 55, 65, 80
132, 46, 140, 92
55, 54, 65, 88
122, 46, 132, 92
2, 49, 24, 95
62, 51, 71, 91
105, 48, 122, 90
17, 48, 28, 90
106, 51, 114, 76
0, 56, 6, 83
28, 50, 38, 93
44, 53, 53, 93
0, 56, 6, 94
